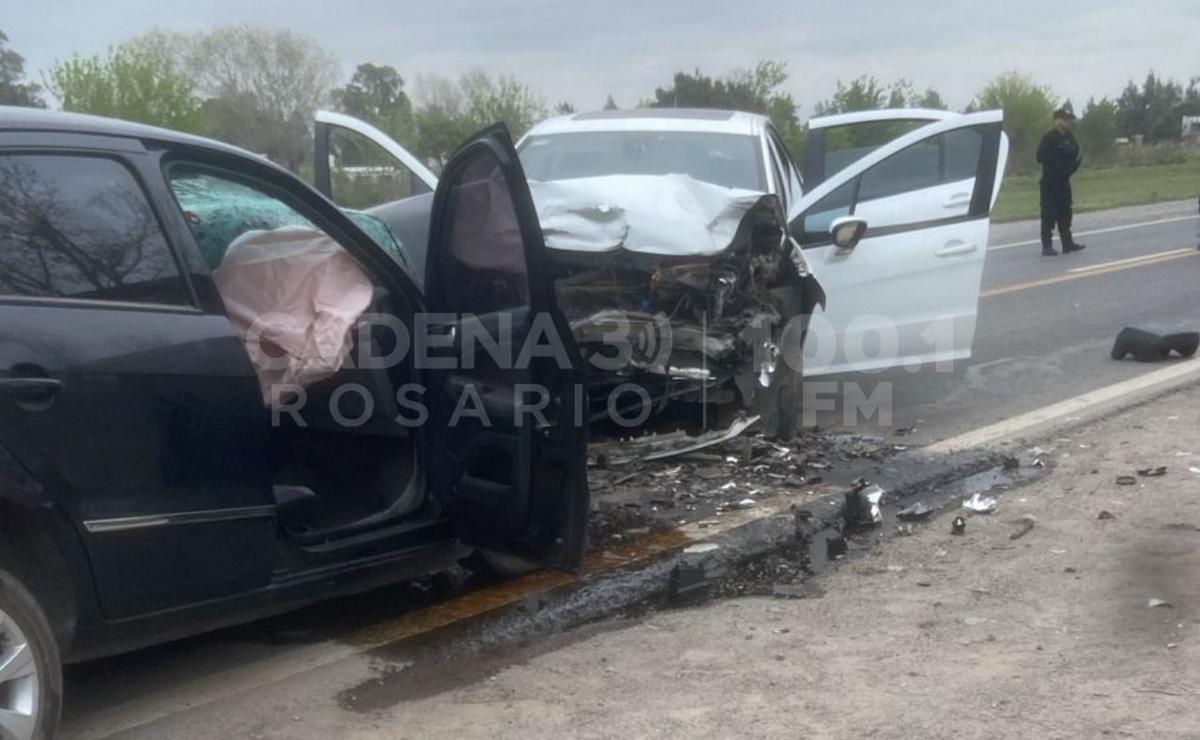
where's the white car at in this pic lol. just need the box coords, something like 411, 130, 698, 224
310, 107, 1008, 433
518, 108, 1009, 376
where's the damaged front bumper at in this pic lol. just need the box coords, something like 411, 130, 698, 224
532, 177, 824, 415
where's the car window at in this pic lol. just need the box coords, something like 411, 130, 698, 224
944, 128, 984, 182
168, 167, 410, 273
765, 136, 787, 201
768, 129, 804, 200
326, 125, 432, 209
437, 148, 529, 314
800, 179, 857, 240
818, 120, 929, 181
857, 137, 942, 202
798, 126, 986, 243
519, 131, 765, 191
0, 154, 192, 306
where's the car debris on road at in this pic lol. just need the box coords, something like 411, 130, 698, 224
964, 492, 999, 514
1111, 327, 1200, 362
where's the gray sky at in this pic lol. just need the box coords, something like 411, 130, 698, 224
7, 0, 1198, 116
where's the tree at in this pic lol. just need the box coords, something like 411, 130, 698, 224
1116, 71, 1190, 143
44, 43, 204, 132
554, 101, 576, 115
1076, 97, 1118, 166
603, 94, 619, 110
0, 29, 43, 107
973, 71, 1056, 173
913, 87, 948, 110
411, 70, 545, 169
461, 70, 544, 136
182, 25, 340, 171
648, 60, 803, 154
813, 75, 888, 115
331, 63, 416, 146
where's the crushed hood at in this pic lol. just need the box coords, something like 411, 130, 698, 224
529, 174, 768, 257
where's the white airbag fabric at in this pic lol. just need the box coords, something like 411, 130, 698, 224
214, 227, 374, 406
529, 174, 764, 256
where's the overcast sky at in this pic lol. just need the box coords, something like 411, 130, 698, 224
7, 0, 1198, 116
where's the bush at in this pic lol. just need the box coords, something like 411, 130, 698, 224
1113, 144, 1189, 168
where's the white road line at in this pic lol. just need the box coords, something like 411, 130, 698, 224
988, 214, 1199, 251
927, 359, 1200, 454
1066, 247, 1195, 273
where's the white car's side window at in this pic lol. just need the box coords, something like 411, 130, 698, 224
800, 126, 985, 241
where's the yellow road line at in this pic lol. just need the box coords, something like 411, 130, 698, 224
1066, 247, 1194, 274
982, 249, 1199, 299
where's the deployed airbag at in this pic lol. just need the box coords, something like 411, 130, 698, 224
214, 227, 374, 406
530, 174, 766, 256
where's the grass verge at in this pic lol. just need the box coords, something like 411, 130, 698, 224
993, 160, 1200, 223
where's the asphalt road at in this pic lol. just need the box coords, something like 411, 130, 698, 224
809, 200, 1200, 445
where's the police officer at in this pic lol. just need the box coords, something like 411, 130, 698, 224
1037, 108, 1085, 256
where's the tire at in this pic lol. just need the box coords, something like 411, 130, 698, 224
0, 568, 61, 740
751, 355, 803, 441
749, 295, 807, 441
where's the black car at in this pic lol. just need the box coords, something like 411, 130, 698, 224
0, 107, 589, 739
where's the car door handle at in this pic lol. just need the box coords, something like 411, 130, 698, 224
943, 193, 972, 209
0, 377, 63, 403
936, 241, 978, 257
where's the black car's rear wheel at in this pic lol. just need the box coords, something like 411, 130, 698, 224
0, 569, 60, 740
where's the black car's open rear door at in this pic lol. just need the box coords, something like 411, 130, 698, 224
423, 124, 588, 569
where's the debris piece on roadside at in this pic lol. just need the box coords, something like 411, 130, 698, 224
1009, 515, 1037, 540
897, 500, 935, 521
964, 492, 998, 514
951, 516, 967, 535
843, 479, 886, 527
1097, 510, 1115, 520
683, 543, 721, 555
1137, 466, 1167, 478
1147, 598, 1174, 609
1033, 458, 1046, 468
1115, 475, 1137, 486
1111, 327, 1200, 362
1002, 456, 1020, 471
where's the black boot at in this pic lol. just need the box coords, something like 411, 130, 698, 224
1042, 245, 1059, 256
1063, 242, 1086, 253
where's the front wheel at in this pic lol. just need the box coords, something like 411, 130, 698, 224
747, 299, 807, 441
750, 355, 803, 441
0, 569, 61, 740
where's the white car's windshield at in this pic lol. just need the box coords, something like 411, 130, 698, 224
519, 131, 764, 191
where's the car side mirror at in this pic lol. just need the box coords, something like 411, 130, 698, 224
830, 216, 868, 252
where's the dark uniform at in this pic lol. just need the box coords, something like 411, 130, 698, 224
1036, 126, 1082, 254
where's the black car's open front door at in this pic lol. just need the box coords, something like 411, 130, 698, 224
424, 125, 588, 569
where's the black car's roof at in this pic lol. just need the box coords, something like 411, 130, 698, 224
0, 106, 261, 160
